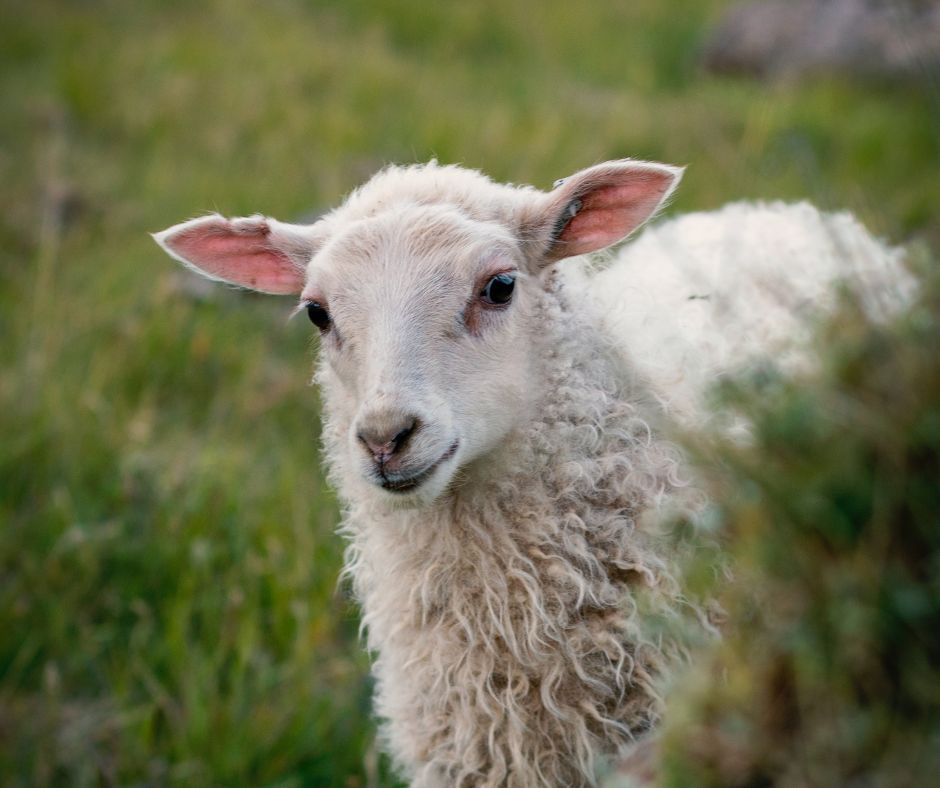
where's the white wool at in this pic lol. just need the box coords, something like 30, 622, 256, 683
572, 201, 912, 428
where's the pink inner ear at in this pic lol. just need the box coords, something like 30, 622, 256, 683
164, 217, 305, 295
557, 171, 674, 256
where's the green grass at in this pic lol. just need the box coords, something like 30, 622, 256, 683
654, 249, 940, 787
1, 0, 938, 784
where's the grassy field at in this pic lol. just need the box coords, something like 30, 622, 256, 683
653, 248, 940, 787
1, 0, 938, 784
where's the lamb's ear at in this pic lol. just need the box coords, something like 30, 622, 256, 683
528, 160, 683, 264
152, 214, 323, 295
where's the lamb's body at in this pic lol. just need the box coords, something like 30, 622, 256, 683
154, 160, 909, 787
328, 202, 907, 785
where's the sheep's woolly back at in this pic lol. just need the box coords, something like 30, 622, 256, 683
576, 201, 912, 427
321, 277, 689, 787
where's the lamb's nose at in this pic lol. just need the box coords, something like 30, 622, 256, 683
357, 417, 419, 466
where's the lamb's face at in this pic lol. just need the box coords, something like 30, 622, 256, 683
304, 205, 538, 505
153, 159, 681, 508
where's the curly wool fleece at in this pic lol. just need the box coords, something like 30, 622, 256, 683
324, 276, 689, 787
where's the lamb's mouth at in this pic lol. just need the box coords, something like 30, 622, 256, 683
381, 440, 460, 494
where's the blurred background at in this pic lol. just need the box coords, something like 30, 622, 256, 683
1, 0, 938, 784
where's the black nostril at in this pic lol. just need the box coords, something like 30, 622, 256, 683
390, 420, 417, 453
357, 416, 421, 463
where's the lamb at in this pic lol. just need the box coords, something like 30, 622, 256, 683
153, 159, 907, 786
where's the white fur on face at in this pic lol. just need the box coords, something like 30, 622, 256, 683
305, 204, 537, 506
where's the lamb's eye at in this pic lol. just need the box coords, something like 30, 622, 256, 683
481, 273, 516, 305
306, 302, 331, 331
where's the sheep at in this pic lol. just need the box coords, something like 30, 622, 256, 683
153, 159, 908, 786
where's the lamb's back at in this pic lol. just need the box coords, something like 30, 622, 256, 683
571, 201, 912, 426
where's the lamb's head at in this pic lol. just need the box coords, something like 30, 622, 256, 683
154, 159, 681, 506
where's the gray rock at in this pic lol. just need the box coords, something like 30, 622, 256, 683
702, 0, 940, 85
